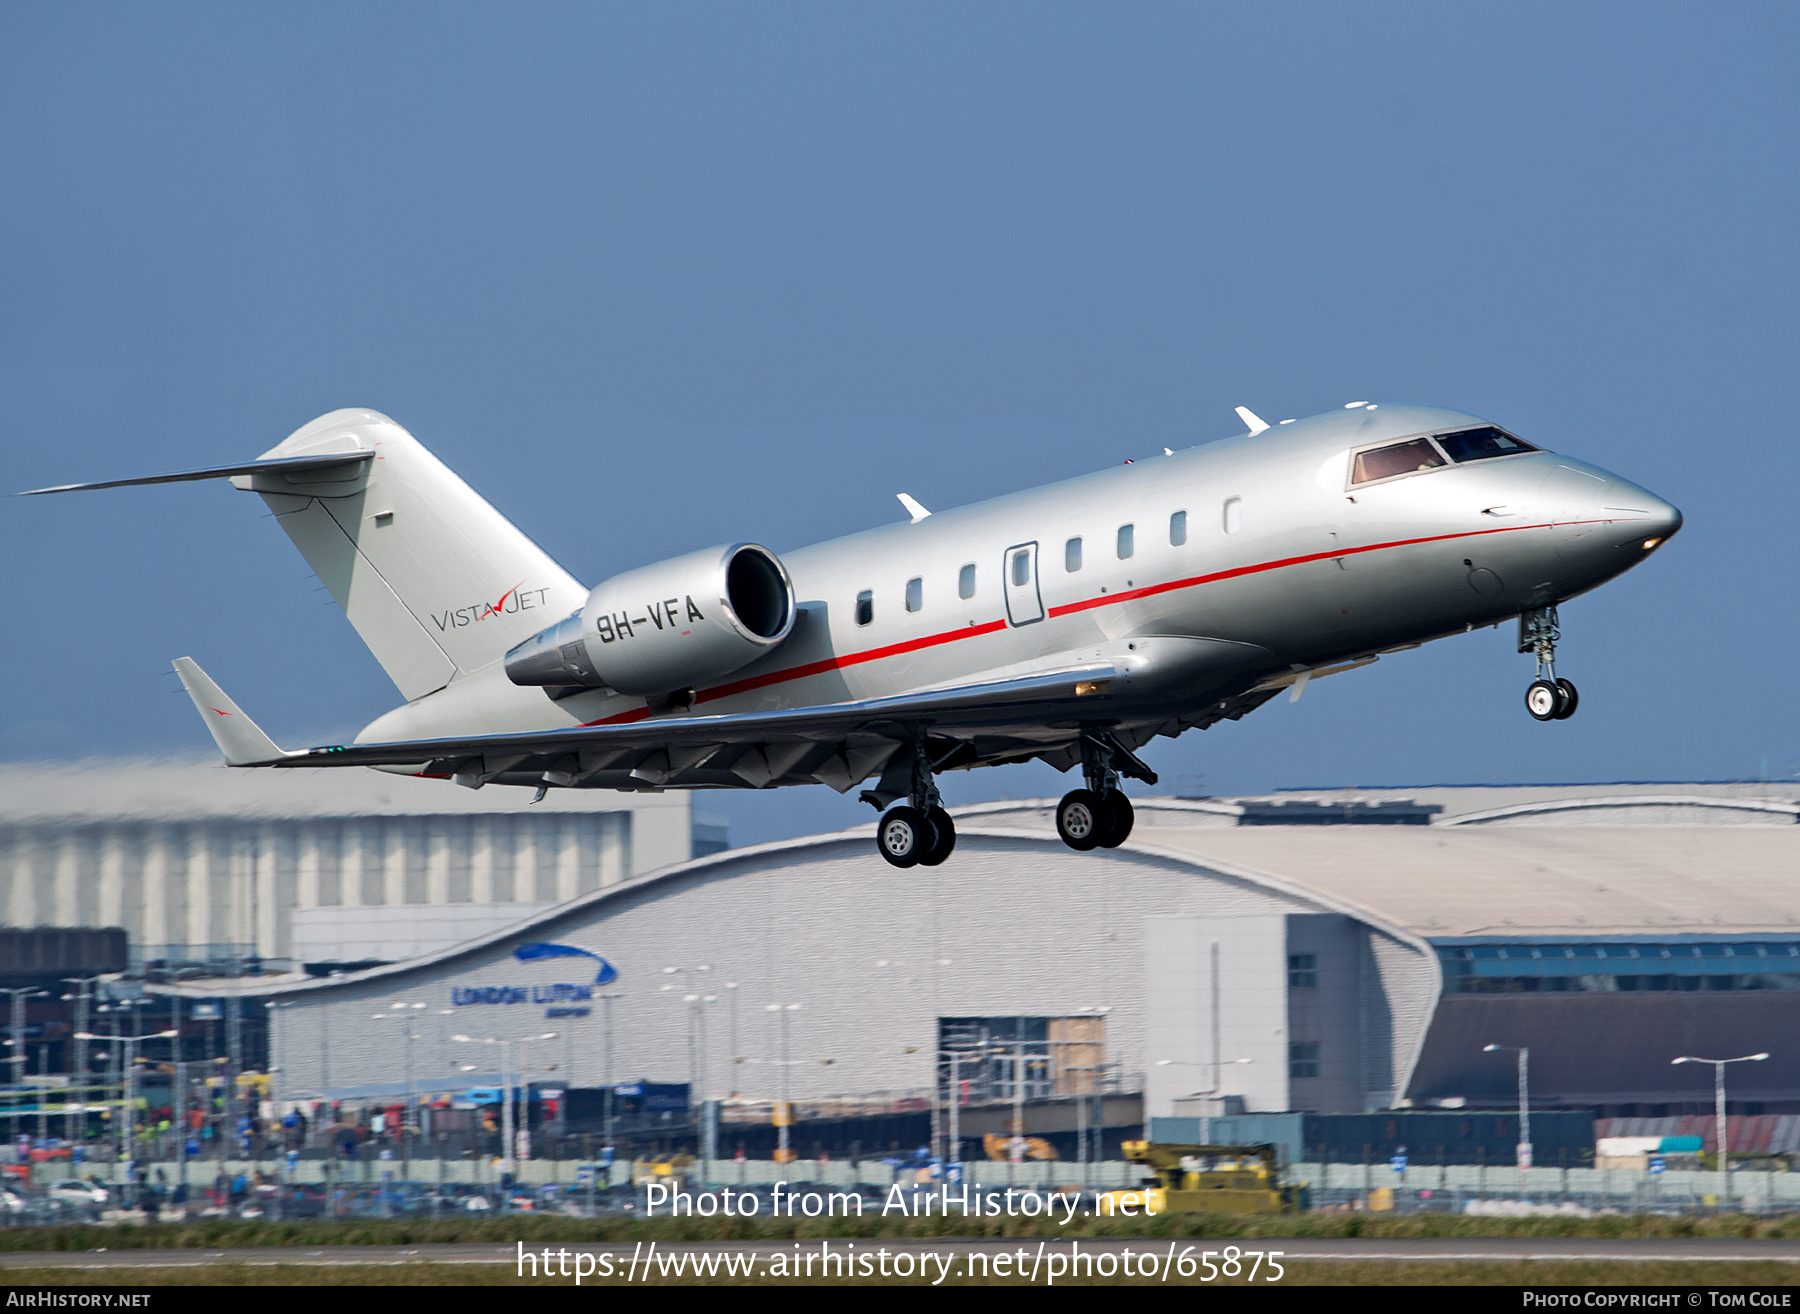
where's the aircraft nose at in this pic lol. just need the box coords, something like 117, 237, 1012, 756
1622, 489, 1682, 552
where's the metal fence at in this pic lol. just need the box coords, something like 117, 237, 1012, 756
1298, 1159, 1800, 1215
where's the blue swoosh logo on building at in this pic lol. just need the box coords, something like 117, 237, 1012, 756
514, 942, 618, 985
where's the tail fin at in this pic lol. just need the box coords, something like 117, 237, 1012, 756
243, 410, 588, 700
24, 409, 586, 700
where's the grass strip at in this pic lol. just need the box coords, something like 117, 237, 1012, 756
3, 1260, 1798, 1286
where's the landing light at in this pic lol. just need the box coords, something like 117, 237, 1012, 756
1642, 538, 1662, 550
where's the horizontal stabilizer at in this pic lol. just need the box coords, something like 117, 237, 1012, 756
171, 657, 290, 767
17, 451, 374, 496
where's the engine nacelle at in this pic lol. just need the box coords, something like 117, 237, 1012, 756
504, 543, 796, 698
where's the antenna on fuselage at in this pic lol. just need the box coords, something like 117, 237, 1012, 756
1235, 406, 1271, 436
897, 493, 931, 523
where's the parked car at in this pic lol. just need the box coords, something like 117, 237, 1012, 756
48, 1179, 108, 1206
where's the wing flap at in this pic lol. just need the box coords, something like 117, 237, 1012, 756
264, 663, 1119, 771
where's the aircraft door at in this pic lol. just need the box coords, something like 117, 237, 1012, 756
1003, 541, 1044, 626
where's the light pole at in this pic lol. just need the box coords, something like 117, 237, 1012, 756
765, 1004, 801, 1164
725, 983, 740, 1097
1673, 1052, 1769, 1207
74, 1028, 178, 1207
372, 1002, 427, 1175
1482, 1044, 1533, 1169
684, 993, 717, 1178
1154, 1057, 1254, 1146
1, 988, 48, 1086
598, 992, 623, 1165
60, 977, 101, 1096
263, 1000, 303, 1169
453, 1031, 556, 1192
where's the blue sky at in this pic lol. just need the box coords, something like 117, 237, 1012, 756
3, 2, 1795, 845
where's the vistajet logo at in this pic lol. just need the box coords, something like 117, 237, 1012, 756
432, 583, 555, 631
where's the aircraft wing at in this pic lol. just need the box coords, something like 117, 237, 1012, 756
172, 656, 1131, 795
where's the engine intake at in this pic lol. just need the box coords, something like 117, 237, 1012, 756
504, 543, 796, 698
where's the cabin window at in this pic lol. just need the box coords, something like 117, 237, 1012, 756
1435, 426, 1539, 464
905, 577, 922, 613
1012, 551, 1031, 587
1222, 497, 1242, 534
958, 563, 976, 599
1116, 524, 1134, 560
1351, 437, 1447, 486
855, 590, 873, 626
1064, 537, 1082, 572
1169, 510, 1187, 546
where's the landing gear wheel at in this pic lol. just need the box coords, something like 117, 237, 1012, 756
918, 807, 957, 866
1552, 678, 1579, 720
877, 806, 929, 868
1525, 679, 1561, 722
1096, 789, 1134, 848
1056, 789, 1112, 852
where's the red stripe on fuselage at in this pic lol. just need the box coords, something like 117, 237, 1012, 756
581, 518, 1605, 725
697, 618, 1012, 704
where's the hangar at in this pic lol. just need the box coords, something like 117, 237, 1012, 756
148, 787, 1800, 1139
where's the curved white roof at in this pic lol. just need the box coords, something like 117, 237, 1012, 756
1440, 795, 1799, 826
971, 799, 1800, 938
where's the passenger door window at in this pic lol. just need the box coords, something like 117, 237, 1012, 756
1002, 542, 1044, 626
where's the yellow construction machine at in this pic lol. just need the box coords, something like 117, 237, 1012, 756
1096, 1141, 1302, 1215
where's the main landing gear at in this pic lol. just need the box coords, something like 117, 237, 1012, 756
1520, 606, 1579, 722
1055, 734, 1151, 852
876, 745, 955, 870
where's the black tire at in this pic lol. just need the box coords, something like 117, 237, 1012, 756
1553, 678, 1579, 720
1097, 789, 1134, 847
1525, 679, 1561, 722
877, 806, 928, 868
1056, 789, 1111, 851
918, 807, 956, 866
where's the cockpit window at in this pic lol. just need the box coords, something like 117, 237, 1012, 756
1351, 438, 1446, 485
1435, 426, 1538, 463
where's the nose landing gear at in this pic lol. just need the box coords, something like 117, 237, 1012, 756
1520, 607, 1579, 721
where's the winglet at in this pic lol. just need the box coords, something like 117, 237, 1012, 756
897, 493, 931, 523
1235, 406, 1271, 436
171, 657, 288, 766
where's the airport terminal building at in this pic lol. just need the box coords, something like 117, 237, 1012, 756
137, 782, 1800, 1129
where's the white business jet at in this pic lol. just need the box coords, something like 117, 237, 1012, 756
24, 401, 1680, 867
